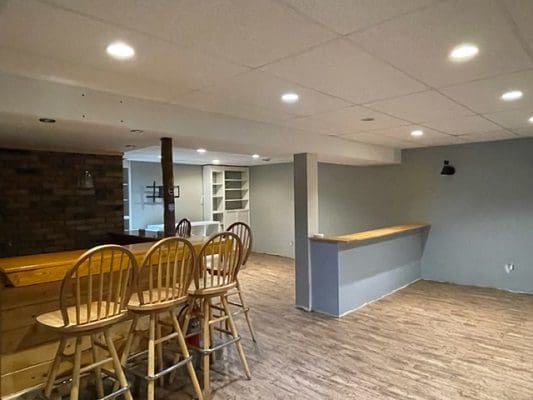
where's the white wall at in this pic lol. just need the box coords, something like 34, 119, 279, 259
129, 161, 203, 229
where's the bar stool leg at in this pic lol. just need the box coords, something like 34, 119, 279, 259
236, 278, 257, 342
169, 310, 204, 400
156, 313, 165, 386
120, 315, 138, 366
91, 334, 104, 398
44, 337, 67, 398
221, 295, 251, 379
103, 329, 133, 400
70, 336, 83, 400
147, 314, 156, 400
202, 298, 211, 394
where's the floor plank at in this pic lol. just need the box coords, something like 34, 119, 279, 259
165, 253, 533, 400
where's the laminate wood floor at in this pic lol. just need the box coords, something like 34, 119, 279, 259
160, 253, 533, 400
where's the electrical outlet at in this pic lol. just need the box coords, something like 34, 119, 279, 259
504, 263, 516, 274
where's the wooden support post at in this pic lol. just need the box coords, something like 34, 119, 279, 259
161, 137, 175, 237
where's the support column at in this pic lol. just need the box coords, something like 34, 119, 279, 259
161, 137, 175, 237
293, 153, 318, 310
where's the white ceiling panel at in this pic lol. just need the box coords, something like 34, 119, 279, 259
173, 90, 294, 125
441, 69, 533, 113
457, 129, 519, 142
511, 126, 533, 137
483, 109, 533, 130
422, 115, 501, 136
201, 70, 349, 117
351, 0, 532, 88
0, 0, 248, 93
282, 0, 436, 34
44, 0, 336, 68
302, 105, 410, 135
261, 39, 427, 104
367, 90, 474, 123
371, 125, 462, 147
340, 132, 419, 149
502, 0, 533, 54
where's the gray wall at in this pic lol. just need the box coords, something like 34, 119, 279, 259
317, 138, 533, 293
130, 161, 203, 229
249, 163, 295, 258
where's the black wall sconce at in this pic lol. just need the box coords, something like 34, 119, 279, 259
441, 160, 456, 176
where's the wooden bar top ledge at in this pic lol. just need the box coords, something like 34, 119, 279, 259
310, 223, 430, 245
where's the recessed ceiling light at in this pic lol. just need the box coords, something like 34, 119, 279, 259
106, 41, 135, 60
411, 129, 424, 137
196, 148, 207, 154
252, 154, 260, 159
38, 117, 56, 123
449, 43, 479, 62
528, 116, 533, 124
130, 129, 143, 135
212, 159, 220, 165
501, 90, 523, 101
281, 92, 299, 104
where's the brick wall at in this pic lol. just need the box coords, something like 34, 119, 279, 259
0, 148, 124, 256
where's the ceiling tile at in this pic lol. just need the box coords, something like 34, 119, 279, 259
502, 0, 533, 55
457, 129, 519, 142
371, 125, 461, 147
0, 1, 248, 93
351, 0, 532, 88
202, 70, 350, 117
261, 39, 427, 104
422, 115, 501, 135
511, 126, 533, 137
483, 108, 533, 130
304, 105, 410, 135
340, 132, 419, 149
367, 90, 474, 123
441, 69, 533, 113
173, 90, 294, 124
282, 0, 436, 34
45, 0, 336, 68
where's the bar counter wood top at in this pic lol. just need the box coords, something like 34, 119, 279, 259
0, 237, 207, 287
310, 223, 430, 245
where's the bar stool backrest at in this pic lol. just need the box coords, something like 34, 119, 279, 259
226, 222, 252, 266
175, 218, 192, 238
197, 232, 242, 290
59, 245, 137, 326
136, 237, 196, 305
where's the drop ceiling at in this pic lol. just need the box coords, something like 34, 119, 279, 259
0, 0, 531, 165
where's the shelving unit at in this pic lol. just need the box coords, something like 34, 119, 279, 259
203, 166, 250, 229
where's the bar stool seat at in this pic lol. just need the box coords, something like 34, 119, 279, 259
36, 302, 127, 332
35, 245, 136, 400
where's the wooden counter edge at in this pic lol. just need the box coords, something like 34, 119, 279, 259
309, 223, 430, 244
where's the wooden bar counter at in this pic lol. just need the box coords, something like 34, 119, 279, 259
0, 238, 207, 398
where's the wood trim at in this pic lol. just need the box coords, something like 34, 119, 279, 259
310, 224, 430, 244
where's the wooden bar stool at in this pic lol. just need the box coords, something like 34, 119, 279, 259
176, 218, 192, 238
36, 245, 136, 400
182, 232, 251, 395
225, 222, 256, 342
120, 237, 203, 400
